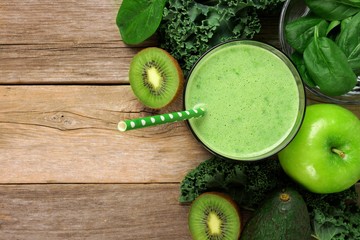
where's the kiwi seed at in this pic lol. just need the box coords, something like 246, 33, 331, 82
188, 192, 241, 240
129, 47, 184, 109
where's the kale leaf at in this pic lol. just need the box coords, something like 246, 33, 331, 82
158, 0, 285, 75
304, 187, 360, 240
179, 156, 288, 209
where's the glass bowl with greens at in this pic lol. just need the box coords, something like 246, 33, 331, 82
279, 0, 360, 104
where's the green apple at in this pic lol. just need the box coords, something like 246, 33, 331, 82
278, 104, 360, 194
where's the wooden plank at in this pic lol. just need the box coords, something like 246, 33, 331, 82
0, 0, 155, 84
0, 44, 135, 84
0, 85, 211, 184
0, 85, 359, 184
0, 183, 191, 240
0, 0, 123, 45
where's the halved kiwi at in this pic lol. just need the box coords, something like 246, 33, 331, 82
188, 192, 241, 240
129, 47, 184, 109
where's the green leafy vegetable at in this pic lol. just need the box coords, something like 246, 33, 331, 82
284, 2, 359, 94
304, 187, 360, 239
313, 220, 345, 240
179, 156, 360, 239
336, 11, 360, 74
179, 156, 288, 209
326, 20, 341, 36
340, 15, 354, 32
291, 52, 316, 87
305, 0, 360, 20
285, 16, 328, 53
303, 26, 357, 96
158, 0, 285, 75
116, 0, 167, 45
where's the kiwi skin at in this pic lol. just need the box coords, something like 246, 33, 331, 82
188, 192, 242, 240
129, 47, 184, 109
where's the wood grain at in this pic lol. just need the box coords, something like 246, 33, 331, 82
0, 183, 191, 240
1, 0, 360, 239
0, 0, 156, 84
0, 85, 211, 183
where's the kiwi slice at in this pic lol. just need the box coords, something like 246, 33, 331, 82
188, 192, 241, 240
129, 47, 184, 109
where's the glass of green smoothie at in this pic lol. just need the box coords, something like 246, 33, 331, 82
184, 40, 306, 161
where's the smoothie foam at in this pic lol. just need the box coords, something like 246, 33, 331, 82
185, 41, 305, 160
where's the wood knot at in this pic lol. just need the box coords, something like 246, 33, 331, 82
48, 112, 76, 129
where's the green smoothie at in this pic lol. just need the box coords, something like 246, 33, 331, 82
185, 41, 305, 160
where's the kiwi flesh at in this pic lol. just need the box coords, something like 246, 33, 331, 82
129, 47, 184, 109
188, 192, 241, 240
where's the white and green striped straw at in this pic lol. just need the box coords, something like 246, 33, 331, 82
118, 107, 206, 132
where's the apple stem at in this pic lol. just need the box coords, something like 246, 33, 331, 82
331, 148, 346, 158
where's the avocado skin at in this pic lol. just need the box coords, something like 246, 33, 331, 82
240, 188, 312, 240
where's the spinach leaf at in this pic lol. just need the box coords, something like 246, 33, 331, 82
326, 20, 340, 36
285, 16, 329, 53
340, 0, 360, 8
304, 26, 357, 96
336, 11, 360, 74
342, 15, 354, 27
116, 0, 167, 45
305, 0, 360, 20
291, 52, 316, 87
335, 16, 353, 43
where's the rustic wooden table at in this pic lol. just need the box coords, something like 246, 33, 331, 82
1, 1, 359, 239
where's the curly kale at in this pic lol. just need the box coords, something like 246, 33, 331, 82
158, 0, 285, 75
179, 156, 288, 209
179, 157, 246, 204
302, 187, 360, 240
180, 156, 360, 238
